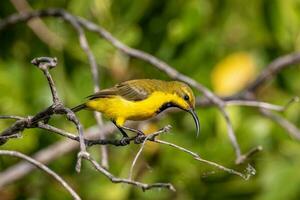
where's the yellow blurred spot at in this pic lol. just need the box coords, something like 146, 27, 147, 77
211, 52, 256, 96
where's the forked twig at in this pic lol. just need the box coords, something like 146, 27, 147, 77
31, 57, 89, 172
153, 139, 253, 180
84, 153, 175, 192
128, 125, 172, 180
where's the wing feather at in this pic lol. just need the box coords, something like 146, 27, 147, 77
87, 80, 154, 101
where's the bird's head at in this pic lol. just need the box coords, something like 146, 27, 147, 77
168, 81, 200, 137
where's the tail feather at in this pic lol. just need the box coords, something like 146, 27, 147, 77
71, 103, 87, 112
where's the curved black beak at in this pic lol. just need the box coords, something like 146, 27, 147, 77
187, 109, 200, 137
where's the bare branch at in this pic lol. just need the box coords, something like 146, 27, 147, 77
153, 139, 252, 180
219, 109, 242, 161
48, 7, 108, 168
0, 119, 177, 191
0, 124, 115, 188
31, 57, 89, 172
0, 150, 81, 200
31, 57, 59, 103
226, 96, 299, 112
0, 117, 32, 145
0, 124, 176, 192
260, 109, 300, 140
31, 56, 89, 172
128, 125, 172, 180
235, 146, 263, 165
0, 56, 89, 172
10, 0, 64, 50
84, 153, 175, 192
0, 115, 24, 120
0, 133, 21, 140
226, 100, 287, 111
245, 53, 300, 93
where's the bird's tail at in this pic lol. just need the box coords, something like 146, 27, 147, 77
71, 103, 87, 112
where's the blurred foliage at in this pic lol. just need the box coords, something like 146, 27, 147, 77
0, 0, 300, 200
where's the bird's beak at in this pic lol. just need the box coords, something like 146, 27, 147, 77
187, 109, 200, 137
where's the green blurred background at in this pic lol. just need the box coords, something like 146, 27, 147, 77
1, 0, 300, 199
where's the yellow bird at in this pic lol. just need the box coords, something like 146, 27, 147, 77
72, 79, 200, 143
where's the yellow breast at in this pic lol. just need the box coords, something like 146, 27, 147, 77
86, 91, 177, 126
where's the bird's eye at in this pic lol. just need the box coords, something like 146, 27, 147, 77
184, 94, 189, 101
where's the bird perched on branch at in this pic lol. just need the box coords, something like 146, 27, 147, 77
72, 79, 200, 144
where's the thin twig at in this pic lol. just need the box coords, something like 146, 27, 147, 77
33, 7, 108, 168
31, 57, 89, 172
226, 97, 300, 112
128, 125, 172, 180
246, 53, 300, 93
0, 117, 32, 145
0, 113, 155, 147
84, 154, 175, 192
260, 108, 300, 140
9, 0, 64, 50
0, 124, 115, 188
70, 13, 108, 168
154, 139, 250, 180
0, 133, 21, 140
0, 115, 24, 120
0, 150, 81, 200
235, 146, 263, 165
1, 124, 175, 191
31, 57, 59, 104
226, 100, 286, 111
0, 57, 90, 172
219, 109, 242, 162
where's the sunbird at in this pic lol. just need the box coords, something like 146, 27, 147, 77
72, 79, 200, 143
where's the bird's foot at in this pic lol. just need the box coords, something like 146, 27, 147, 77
120, 137, 131, 146
136, 129, 145, 136
134, 134, 146, 144
134, 129, 146, 144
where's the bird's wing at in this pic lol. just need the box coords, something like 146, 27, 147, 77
87, 80, 151, 101
86, 88, 118, 99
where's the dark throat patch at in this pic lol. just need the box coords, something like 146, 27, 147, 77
156, 102, 176, 114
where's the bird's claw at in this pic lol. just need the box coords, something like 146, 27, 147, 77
120, 137, 131, 146
137, 130, 145, 136
134, 135, 146, 144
